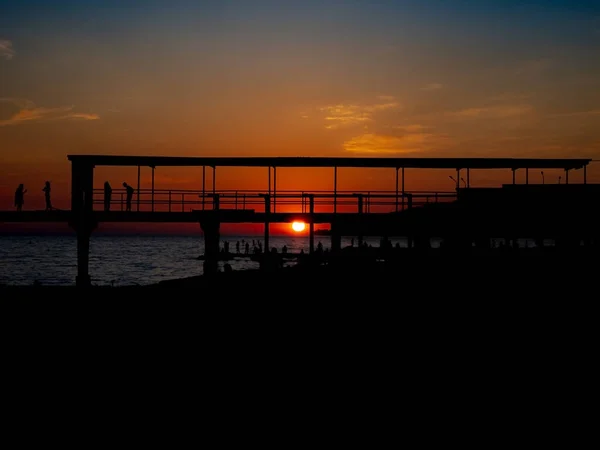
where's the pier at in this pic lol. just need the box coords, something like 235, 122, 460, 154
0, 155, 593, 286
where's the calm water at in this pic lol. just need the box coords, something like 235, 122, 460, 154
0, 234, 546, 286
0, 234, 396, 286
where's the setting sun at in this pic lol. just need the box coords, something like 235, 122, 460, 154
291, 221, 306, 232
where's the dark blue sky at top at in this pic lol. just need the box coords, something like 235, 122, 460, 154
2, 0, 598, 108
2, 0, 599, 40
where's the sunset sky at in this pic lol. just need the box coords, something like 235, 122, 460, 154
1, 0, 600, 221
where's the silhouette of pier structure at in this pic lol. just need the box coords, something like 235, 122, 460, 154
0, 155, 593, 286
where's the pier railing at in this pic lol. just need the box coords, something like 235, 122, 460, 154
93, 189, 457, 213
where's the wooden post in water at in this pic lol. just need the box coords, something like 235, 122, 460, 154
331, 221, 341, 253
200, 217, 220, 277
70, 162, 96, 287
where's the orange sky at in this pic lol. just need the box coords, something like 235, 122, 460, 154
1, 1, 600, 234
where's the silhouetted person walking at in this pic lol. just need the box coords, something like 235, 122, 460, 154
123, 182, 134, 211
104, 182, 112, 211
14, 184, 26, 211
43, 181, 52, 211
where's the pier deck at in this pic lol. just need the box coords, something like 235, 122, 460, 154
1, 155, 595, 286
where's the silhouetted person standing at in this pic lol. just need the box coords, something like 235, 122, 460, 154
104, 182, 112, 211
123, 182, 134, 211
43, 181, 52, 211
15, 184, 26, 211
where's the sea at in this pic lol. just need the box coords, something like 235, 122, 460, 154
1, 234, 547, 287
0, 234, 405, 287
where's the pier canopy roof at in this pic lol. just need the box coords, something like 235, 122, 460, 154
67, 155, 591, 170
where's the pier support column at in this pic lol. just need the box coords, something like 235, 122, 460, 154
201, 219, 220, 276
76, 229, 92, 287
331, 221, 342, 253
70, 162, 96, 287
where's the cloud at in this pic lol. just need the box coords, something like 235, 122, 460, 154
421, 83, 443, 91
487, 92, 533, 102
0, 40, 15, 60
547, 110, 600, 119
447, 104, 534, 119
344, 128, 448, 154
319, 96, 400, 130
393, 124, 430, 132
0, 98, 99, 126
344, 133, 429, 154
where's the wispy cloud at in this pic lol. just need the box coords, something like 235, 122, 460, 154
393, 124, 430, 132
447, 104, 534, 119
421, 83, 443, 91
487, 92, 532, 102
547, 109, 600, 119
0, 40, 15, 60
0, 98, 99, 126
344, 127, 449, 154
319, 96, 400, 130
